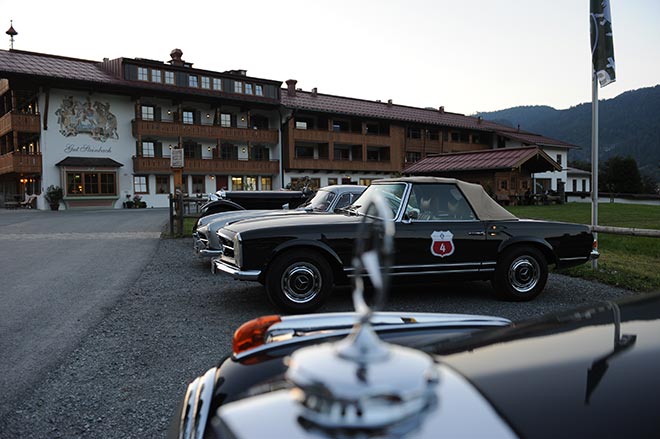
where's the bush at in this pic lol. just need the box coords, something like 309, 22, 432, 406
44, 185, 63, 204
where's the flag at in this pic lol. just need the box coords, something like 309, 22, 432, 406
590, 0, 616, 87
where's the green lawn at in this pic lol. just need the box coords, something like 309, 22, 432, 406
508, 203, 660, 292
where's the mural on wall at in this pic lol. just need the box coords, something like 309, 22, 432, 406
55, 96, 119, 142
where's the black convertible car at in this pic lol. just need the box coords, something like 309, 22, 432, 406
171, 195, 657, 439
212, 177, 598, 313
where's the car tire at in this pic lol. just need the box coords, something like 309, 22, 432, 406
492, 246, 548, 301
266, 250, 333, 313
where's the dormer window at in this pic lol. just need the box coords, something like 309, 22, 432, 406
245, 83, 253, 94
189, 75, 199, 88
213, 78, 222, 90
138, 67, 149, 81
255, 85, 263, 96
234, 81, 243, 93
201, 77, 210, 89
151, 69, 162, 83
165, 71, 175, 85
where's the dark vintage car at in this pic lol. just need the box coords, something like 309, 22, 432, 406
171, 195, 658, 439
212, 177, 598, 313
194, 185, 366, 258
196, 189, 313, 221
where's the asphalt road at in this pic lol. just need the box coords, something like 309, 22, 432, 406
0, 208, 168, 424
0, 210, 637, 438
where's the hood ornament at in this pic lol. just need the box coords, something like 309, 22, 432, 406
285, 193, 439, 432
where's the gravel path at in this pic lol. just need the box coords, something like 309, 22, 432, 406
0, 238, 636, 438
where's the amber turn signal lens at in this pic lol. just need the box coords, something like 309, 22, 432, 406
232, 315, 282, 355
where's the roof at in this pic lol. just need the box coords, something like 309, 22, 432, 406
566, 167, 592, 176
55, 157, 123, 167
403, 146, 562, 174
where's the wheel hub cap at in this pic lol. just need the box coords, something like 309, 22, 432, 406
283, 265, 321, 303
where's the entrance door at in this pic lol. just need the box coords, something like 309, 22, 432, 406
215, 175, 228, 191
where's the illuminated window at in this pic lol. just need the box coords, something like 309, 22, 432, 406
66, 172, 116, 195
231, 176, 243, 190
261, 176, 272, 190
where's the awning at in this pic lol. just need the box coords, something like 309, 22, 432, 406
55, 157, 124, 167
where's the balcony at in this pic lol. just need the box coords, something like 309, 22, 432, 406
132, 120, 279, 144
287, 157, 397, 173
292, 128, 391, 146
0, 112, 41, 137
132, 156, 280, 174
0, 152, 42, 176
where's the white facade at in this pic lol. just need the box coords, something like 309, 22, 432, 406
531, 146, 569, 193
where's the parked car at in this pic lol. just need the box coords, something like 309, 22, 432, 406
171, 194, 656, 439
196, 189, 313, 221
193, 185, 366, 258
212, 177, 598, 313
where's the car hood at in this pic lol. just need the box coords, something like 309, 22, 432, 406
436, 292, 660, 438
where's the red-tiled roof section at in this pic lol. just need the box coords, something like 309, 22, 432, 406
0, 49, 117, 83
494, 129, 576, 148
404, 146, 560, 173
281, 89, 505, 131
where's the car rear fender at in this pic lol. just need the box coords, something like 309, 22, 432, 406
497, 236, 556, 265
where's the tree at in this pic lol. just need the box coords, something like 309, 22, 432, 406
599, 156, 643, 194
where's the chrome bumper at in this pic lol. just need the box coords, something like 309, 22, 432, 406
211, 257, 261, 281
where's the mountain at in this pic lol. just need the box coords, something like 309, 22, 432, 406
476, 85, 660, 181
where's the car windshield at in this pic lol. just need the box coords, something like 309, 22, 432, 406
352, 183, 406, 218
300, 189, 336, 212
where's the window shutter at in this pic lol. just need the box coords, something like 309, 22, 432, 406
155, 142, 163, 157
195, 111, 201, 124
231, 115, 237, 127
155, 107, 161, 122
136, 141, 142, 156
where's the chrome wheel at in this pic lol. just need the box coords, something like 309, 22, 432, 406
508, 255, 541, 294
281, 262, 323, 304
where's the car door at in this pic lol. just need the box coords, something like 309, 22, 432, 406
393, 183, 492, 278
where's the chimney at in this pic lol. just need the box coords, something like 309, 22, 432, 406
387, 99, 393, 107
438, 106, 444, 114
286, 79, 297, 97
311, 87, 317, 97
169, 48, 185, 66
477, 116, 482, 124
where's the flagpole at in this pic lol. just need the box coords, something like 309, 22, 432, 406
591, 76, 599, 269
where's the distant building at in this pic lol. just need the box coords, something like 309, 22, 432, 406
0, 47, 580, 209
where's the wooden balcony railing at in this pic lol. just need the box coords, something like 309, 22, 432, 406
132, 120, 279, 144
0, 152, 42, 175
0, 112, 41, 137
287, 157, 397, 173
132, 156, 280, 174
292, 128, 391, 146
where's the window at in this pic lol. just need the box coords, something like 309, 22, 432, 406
572, 180, 577, 192
582, 179, 587, 191
451, 132, 460, 142
191, 175, 205, 194
142, 141, 155, 157
359, 178, 373, 186
234, 81, 243, 93
221, 143, 238, 160
141, 105, 155, 121
405, 152, 421, 163
134, 175, 148, 194
156, 175, 170, 194
188, 75, 199, 88
407, 127, 421, 139
500, 179, 508, 190
261, 177, 272, 190
220, 113, 232, 127
213, 78, 222, 90
295, 145, 315, 158
252, 145, 269, 161
328, 178, 338, 186
183, 142, 201, 159
332, 120, 349, 132
183, 111, 194, 125
296, 121, 308, 130
334, 146, 350, 161
138, 67, 149, 81
245, 176, 257, 191
201, 76, 210, 89
232, 176, 243, 190
245, 83, 253, 94
556, 154, 562, 166
255, 85, 263, 96
165, 71, 175, 85
151, 69, 162, 83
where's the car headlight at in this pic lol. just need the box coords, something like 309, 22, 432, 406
234, 233, 242, 267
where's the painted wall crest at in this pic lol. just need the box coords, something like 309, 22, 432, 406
55, 96, 119, 142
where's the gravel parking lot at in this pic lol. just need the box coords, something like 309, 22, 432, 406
1, 237, 636, 438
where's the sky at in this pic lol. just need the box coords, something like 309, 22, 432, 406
1, 0, 658, 115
